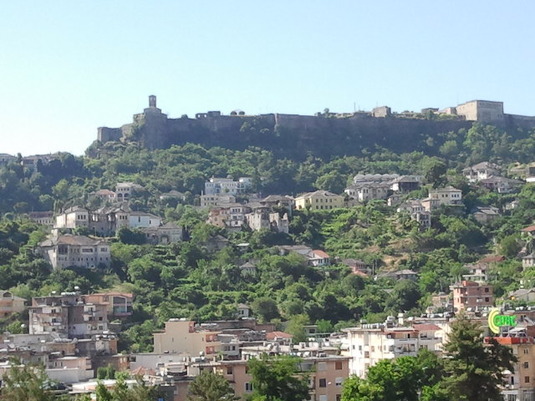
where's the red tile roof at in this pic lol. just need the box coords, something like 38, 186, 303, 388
266, 331, 293, 340
522, 225, 535, 232
478, 255, 505, 264
412, 324, 441, 331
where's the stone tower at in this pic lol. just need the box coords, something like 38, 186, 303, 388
149, 95, 157, 108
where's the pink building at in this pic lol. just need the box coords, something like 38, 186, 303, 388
450, 280, 494, 312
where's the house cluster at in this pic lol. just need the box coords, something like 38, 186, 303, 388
0, 291, 132, 386
202, 180, 293, 233
3, 260, 535, 401
28, 182, 184, 270
344, 174, 421, 203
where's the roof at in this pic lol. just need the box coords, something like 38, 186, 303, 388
40, 234, 106, 247
95, 189, 115, 196
296, 190, 342, 199
312, 250, 330, 259
412, 324, 441, 331
469, 161, 500, 171
478, 255, 505, 264
522, 225, 535, 233
266, 331, 293, 340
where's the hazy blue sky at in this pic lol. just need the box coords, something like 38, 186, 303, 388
1, 1, 534, 155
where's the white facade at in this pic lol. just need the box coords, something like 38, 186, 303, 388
204, 177, 252, 196
38, 234, 111, 269
428, 186, 463, 207
127, 212, 161, 228
55, 207, 90, 229
343, 323, 443, 377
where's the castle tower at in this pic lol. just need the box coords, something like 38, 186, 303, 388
149, 95, 157, 108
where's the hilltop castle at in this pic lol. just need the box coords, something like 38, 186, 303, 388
96, 96, 535, 157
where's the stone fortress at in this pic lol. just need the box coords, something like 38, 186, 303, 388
96, 96, 535, 154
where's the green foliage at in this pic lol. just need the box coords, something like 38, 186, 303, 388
247, 355, 310, 401
342, 351, 444, 401
187, 370, 238, 401
0, 362, 55, 401
440, 314, 517, 401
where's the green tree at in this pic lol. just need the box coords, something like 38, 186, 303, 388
248, 355, 310, 401
441, 314, 517, 401
187, 370, 238, 401
0, 363, 55, 401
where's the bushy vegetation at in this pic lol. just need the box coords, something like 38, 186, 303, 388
1, 123, 535, 351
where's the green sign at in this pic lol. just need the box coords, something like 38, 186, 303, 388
488, 308, 516, 334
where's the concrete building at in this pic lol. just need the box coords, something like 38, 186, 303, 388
450, 280, 494, 313
84, 293, 133, 319
200, 194, 237, 208
153, 319, 221, 357
29, 292, 109, 339
343, 320, 443, 377
204, 177, 252, 196
295, 190, 344, 211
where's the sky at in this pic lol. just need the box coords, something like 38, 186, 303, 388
1, 1, 534, 156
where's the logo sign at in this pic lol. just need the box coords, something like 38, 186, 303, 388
488, 308, 516, 334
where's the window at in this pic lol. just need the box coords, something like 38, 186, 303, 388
226, 366, 233, 375
335, 377, 343, 387
525, 376, 530, 384
245, 383, 253, 392
335, 361, 343, 370
524, 362, 530, 369
319, 378, 327, 388
524, 349, 529, 354
318, 362, 327, 371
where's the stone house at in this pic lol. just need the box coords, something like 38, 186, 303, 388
471, 206, 501, 225
0, 291, 26, 318
38, 234, 111, 269
463, 161, 501, 182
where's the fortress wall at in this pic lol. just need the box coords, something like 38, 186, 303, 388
97, 127, 122, 143
506, 114, 535, 130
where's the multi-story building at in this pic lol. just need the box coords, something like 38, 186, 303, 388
425, 186, 463, 210
486, 325, 535, 401
204, 177, 252, 196
84, 292, 133, 318
343, 319, 443, 377
450, 280, 494, 313
245, 208, 290, 233
38, 234, 111, 269
397, 200, 431, 228
115, 182, 143, 201
153, 319, 222, 357
29, 292, 109, 339
463, 162, 501, 182
200, 194, 236, 208
28, 211, 54, 227
55, 206, 90, 229
295, 191, 344, 211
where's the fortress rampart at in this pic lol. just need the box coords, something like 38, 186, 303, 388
95, 96, 535, 158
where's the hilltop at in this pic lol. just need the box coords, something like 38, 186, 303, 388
89, 97, 535, 160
